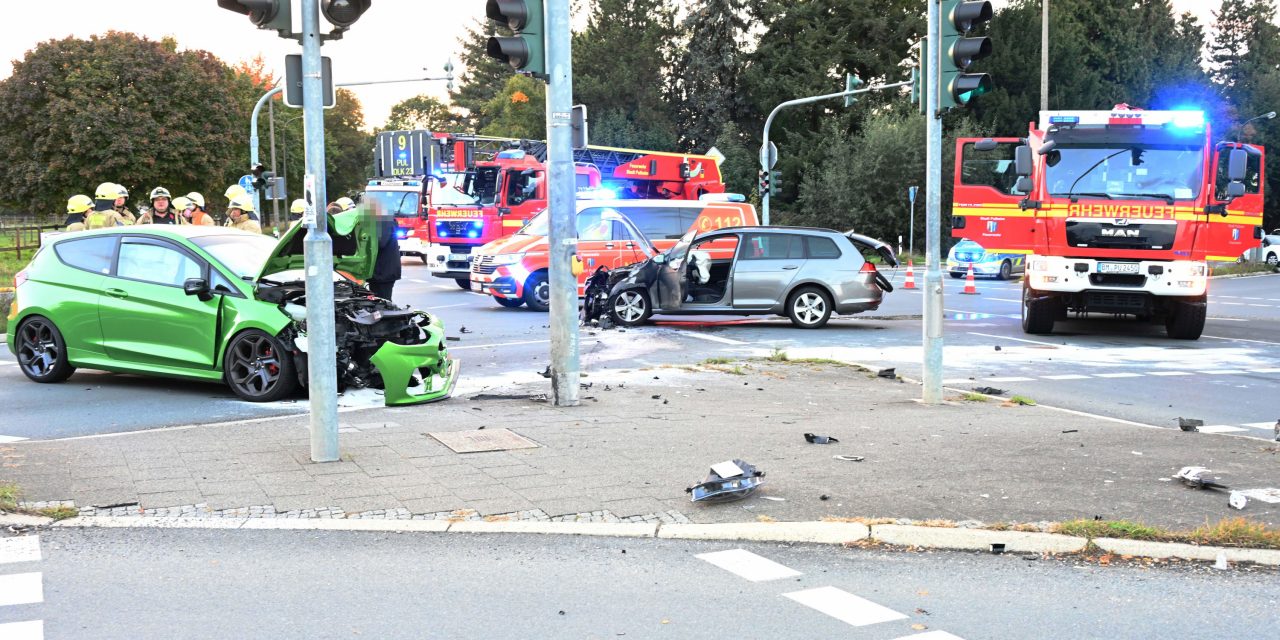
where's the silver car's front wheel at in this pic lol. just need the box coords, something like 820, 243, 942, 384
608, 290, 652, 327
787, 287, 832, 329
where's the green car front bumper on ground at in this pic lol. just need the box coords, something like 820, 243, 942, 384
369, 338, 460, 406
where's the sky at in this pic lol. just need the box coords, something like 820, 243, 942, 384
0, 1, 1233, 130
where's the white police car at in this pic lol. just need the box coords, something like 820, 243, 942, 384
946, 239, 1025, 280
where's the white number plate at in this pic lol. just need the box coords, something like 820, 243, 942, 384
1097, 262, 1140, 275
450, 254, 472, 262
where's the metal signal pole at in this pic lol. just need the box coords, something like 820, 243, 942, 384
1041, 0, 1049, 112
923, 0, 944, 404
545, 0, 580, 407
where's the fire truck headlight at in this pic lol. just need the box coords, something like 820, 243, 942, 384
1029, 259, 1048, 272
1169, 263, 1207, 278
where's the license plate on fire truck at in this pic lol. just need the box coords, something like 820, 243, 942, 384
1097, 262, 1140, 275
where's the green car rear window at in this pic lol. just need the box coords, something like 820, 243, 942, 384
54, 236, 115, 275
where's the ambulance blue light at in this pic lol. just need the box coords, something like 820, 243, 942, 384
496, 150, 526, 160
1049, 116, 1079, 125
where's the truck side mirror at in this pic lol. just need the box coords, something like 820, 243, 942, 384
1015, 176, 1033, 194
1225, 181, 1246, 199
952, 216, 967, 230
1255, 226, 1266, 240
1227, 148, 1248, 181
1014, 145, 1033, 177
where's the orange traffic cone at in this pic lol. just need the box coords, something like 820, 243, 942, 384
903, 260, 916, 289
961, 265, 979, 295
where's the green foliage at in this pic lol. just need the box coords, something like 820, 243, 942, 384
709, 121, 758, 197
479, 76, 547, 140
324, 89, 374, 200
674, 0, 748, 151
384, 95, 466, 132
0, 32, 250, 217
452, 19, 516, 132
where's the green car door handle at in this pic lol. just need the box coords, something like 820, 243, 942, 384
782, 265, 799, 270
105, 288, 129, 299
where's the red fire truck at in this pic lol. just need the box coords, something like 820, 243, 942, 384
952, 105, 1265, 340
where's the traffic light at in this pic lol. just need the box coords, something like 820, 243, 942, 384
216, 0, 291, 34
759, 169, 769, 195
321, 0, 371, 30
940, 0, 994, 110
843, 73, 864, 108
911, 42, 928, 115
769, 170, 782, 197
251, 163, 267, 191
485, 0, 546, 78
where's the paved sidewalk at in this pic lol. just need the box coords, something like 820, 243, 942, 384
3, 360, 1277, 529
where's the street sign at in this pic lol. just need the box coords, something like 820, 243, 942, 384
265, 176, 286, 200
238, 174, 256, 193
759, 141, 778, 170
374, 130, 439, 178
284, 54, 335, 109
909, 185, 919, 204
704, 146, 726, 164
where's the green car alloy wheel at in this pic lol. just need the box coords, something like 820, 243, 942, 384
6, 210, 459, 405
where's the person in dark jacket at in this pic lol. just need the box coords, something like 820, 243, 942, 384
366, 203, 401, 301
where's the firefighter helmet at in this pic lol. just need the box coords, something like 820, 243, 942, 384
225, 184, 247, 200
227, 194, 255, 213
66, 194, 93, 215
335, 196, 356, 211
186, 192, 206, 208
114, 184, 129, 198
290, 198, 306, 214
171, 196, 192, 211
150, 186, 171, 201
94, 182, 119, 200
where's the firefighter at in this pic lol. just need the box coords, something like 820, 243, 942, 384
225, 184, 261, 222
111, 183, 137, 225
86, 183, 125, 229
139, 187, 179, 224
171, 196, 192, 224
64, 194, 93, 232
335, 196, 356, 212
367, 202, 401, 301
287, 198, 306, 231
185, 192, 215, 226
225, 194, 262, 234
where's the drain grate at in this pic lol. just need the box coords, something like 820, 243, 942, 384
428, 428, 540, 453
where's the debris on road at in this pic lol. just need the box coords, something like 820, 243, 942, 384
445, 336, 461, 342
538, 366, 551, 379
1061, 429, 1079, 434
804, 433, 840, 444
686, 459, 765, 503
1229, 491, 1248, 510
877, 368, 896, 379
1174, 466, 1229, 490
460, 326, 473, 334
994, 345, 1002, 351
833, 455, 865, 462
972, 387, 1005, 396
1177, 417, 1204, 432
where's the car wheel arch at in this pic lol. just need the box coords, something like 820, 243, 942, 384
215, 319, 294, 369
782, 280, 837, 310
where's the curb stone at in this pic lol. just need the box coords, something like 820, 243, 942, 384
1094, 537, 1280, 565
870, 524, 1088, 554
657, 522, 870, 544
0, 512, 54, 528
450, 521, 657, 538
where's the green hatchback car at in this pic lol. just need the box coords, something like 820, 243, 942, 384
7, 212, 459, 405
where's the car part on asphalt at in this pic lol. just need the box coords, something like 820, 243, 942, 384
804, 433, 839, 444
686, 459, 765, 503
1177, 417, 1204, 432
877, 368, 896, 379
833, 455, 865, 462
972, 387, 1006, 396
1174, 466, 1229, 490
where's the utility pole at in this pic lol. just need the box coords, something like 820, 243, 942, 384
268, 97, 281, 229
1041, 0, 1049, 113
923, 0, 944, 404
545, 0, 579, 406
908, 185, 919, 258
299, 0, 339, 462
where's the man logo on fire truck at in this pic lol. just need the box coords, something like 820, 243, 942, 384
952, 105, 1265, 341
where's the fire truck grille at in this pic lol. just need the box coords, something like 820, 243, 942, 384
472, 255, 497, 275
1088, 274, 1147, 287
1084, 291, 1149, 313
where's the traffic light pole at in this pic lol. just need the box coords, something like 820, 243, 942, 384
300, 0, 340, 462
545, 0, 579, 407
759, 81, 909, 225
923, 0, 944, 404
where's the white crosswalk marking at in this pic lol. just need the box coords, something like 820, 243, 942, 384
983, 376, 1034, 382
889, 631, 966, 640
1146, 371, 1192, 376
0, 620, 43, 640
1198, 425, 1249, 434
1042, 374, 1090, 380
0, 572, 42, 606
1243, 422, 1279, 430
696, 549, 802, 582
783, 586, 909, 627
1095, 372, 1142, 378
0, 537, 41, 565
0, 435, 28, 443
1199, 370, 1248, 375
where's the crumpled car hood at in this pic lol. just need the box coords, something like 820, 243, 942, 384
258, 210, 377, 282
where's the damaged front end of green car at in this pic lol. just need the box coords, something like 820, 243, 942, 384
369, 313, 460, 405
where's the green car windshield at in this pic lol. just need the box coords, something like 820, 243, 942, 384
192, 234, 278, 280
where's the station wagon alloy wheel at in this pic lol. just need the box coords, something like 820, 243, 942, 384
788, 288, 832, 329
225, 330, 297, 402
16, 317, 75, 382
609, 290, 652, 327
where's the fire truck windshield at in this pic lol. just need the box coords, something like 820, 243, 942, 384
1046, 144, 1204, 202
431, 173, 480, 206
363, 190, 421, 217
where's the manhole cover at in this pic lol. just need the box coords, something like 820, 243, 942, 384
428, 428, 540, 453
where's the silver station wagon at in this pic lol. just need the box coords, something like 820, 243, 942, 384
589, 226, 898, 329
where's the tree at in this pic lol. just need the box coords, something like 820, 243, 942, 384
452, 19, 515, 132
0, 32, 249, 216
572, 0, 681, 149
479, 76, 546, 140
384, 95, 465, 132
324, 89, 373, 199
673, 0, 748, 152
1210, 0, 1280, 94
707, 121, 756, 197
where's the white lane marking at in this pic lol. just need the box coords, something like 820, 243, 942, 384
1257, 368, 1280, 374
675, 330, 748, 345
0, 536, 41, 565
1095, 372, 1143, 378
1218, 302, 1245, 306
696, 549, 802, 582
1243, 422, 1279, 430
1042, 374, 1090, 380
1199, 425, 1249, 434
0, 361, 16, 366
987, 297, 1021, 303
1198, 370, 1248, 375
982, 376, 1034, 382
0, 435, 28, 443
967, 331, 1063, 347
942, 379, 973, 384
0, 572, 42, 606
0, 620, 43, 640
889, 631, 965, 640
1207, 317, 1249, 322
1241, 297, 1265, 300
425, 303, 470, 310
406, 278, 430, 283
782, 586, 908, 627
1247, 304, 1271, 307
1203, 335, 1280, 346
449, 339, 550, 351
1146, 371, 1193, 376
1217, 295, 1239, 299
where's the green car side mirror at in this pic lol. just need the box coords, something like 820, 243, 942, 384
183, 278, 212, 302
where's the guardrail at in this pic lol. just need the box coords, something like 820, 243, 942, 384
0, 224, 62, 261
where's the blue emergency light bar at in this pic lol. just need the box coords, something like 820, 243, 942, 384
1049, 116, 1080, 125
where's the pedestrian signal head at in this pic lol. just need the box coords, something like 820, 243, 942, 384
66, 194, 93, 215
